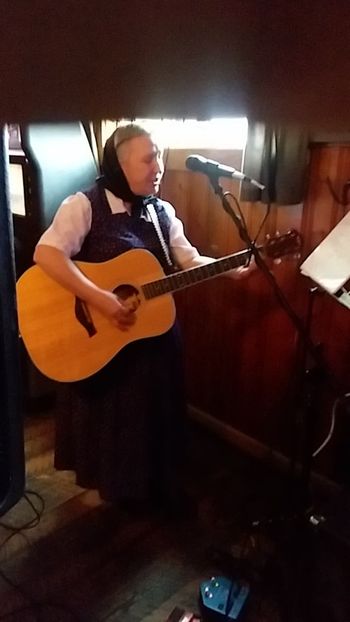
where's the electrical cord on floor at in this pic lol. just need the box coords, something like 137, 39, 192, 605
0, 489, 83, 622
312, 392, 350, 458
0, 490, 44, 533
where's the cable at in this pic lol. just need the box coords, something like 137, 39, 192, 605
253, 203, 272, 249
225, 192, 271, 246
0, 490, 45, 533
223, 192, 272, 267
224, 191, 249, 231
312, 392, 350, 458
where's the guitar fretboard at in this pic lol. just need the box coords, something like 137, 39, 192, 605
142, 248, 252, 300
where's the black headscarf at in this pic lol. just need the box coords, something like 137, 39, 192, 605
98, 130, 145, 216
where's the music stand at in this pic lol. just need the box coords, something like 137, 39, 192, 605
296, 211, 350, 510
273, 212, 350, 516
300, 210, 350, 310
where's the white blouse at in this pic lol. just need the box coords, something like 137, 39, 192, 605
37, 189, 202, 269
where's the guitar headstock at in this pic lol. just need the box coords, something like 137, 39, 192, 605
264, 229, 302, 260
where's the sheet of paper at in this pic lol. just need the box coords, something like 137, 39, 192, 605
300, 211, 350, 294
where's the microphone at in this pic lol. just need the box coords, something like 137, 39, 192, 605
185, 154, 265, 190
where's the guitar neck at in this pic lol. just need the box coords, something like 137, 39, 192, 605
142, 248, 254, 299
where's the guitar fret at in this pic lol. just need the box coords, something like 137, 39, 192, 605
200, 265, 209, 279
142, 284, 150, 299
144, 234, 300, 301
141, 249, 246, 302
155, 281, 163, 294
207, 262, 218, 276
167, 274, 177, 291
143, 251, 250, 300
190, 269, 201, 282
147, 283, 155, 299
182, 271, 191, 285
221, 258, 234, 272
175, 272, 186, 288
162, 278, 172, 293
216, 261, 227, 273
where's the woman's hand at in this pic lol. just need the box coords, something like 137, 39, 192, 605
228, 257, 257, 280
90, 289, 136, 330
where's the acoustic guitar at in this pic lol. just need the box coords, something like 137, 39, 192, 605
16, 230, 301, 382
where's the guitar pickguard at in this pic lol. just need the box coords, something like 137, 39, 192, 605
75, 298, 97, 337
74, 284, 141, 337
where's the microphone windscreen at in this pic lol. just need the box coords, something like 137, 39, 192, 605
185, 155, 202, 172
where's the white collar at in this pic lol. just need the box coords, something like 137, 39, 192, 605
105, 188, 131, 214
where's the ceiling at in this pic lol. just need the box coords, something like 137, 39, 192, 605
1, 1, 350, 129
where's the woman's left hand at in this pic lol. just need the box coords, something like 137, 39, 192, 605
228, 257, 256, 279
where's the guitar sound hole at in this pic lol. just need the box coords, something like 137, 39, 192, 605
113, 284, 141, 312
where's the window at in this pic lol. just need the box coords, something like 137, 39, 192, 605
8, 163, 26, 216
102, 118, 248, 150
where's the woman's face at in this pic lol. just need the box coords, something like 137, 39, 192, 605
120, 135, 164, 196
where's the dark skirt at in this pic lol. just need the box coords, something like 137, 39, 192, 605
54, 324, 187, 503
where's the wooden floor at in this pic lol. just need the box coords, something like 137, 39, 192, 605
1, 412, 350, 622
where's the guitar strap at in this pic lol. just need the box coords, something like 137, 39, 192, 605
146, 202, 178, 272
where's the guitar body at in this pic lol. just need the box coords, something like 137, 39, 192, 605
16, 249, 176, 382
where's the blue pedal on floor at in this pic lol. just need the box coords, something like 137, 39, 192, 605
199, 576, 250, 621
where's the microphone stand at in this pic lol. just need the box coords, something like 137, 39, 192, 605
208, 175, 336, 520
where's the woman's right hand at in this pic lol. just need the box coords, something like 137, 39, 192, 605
33, 245, 136, 330
91, 289, 136, 330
